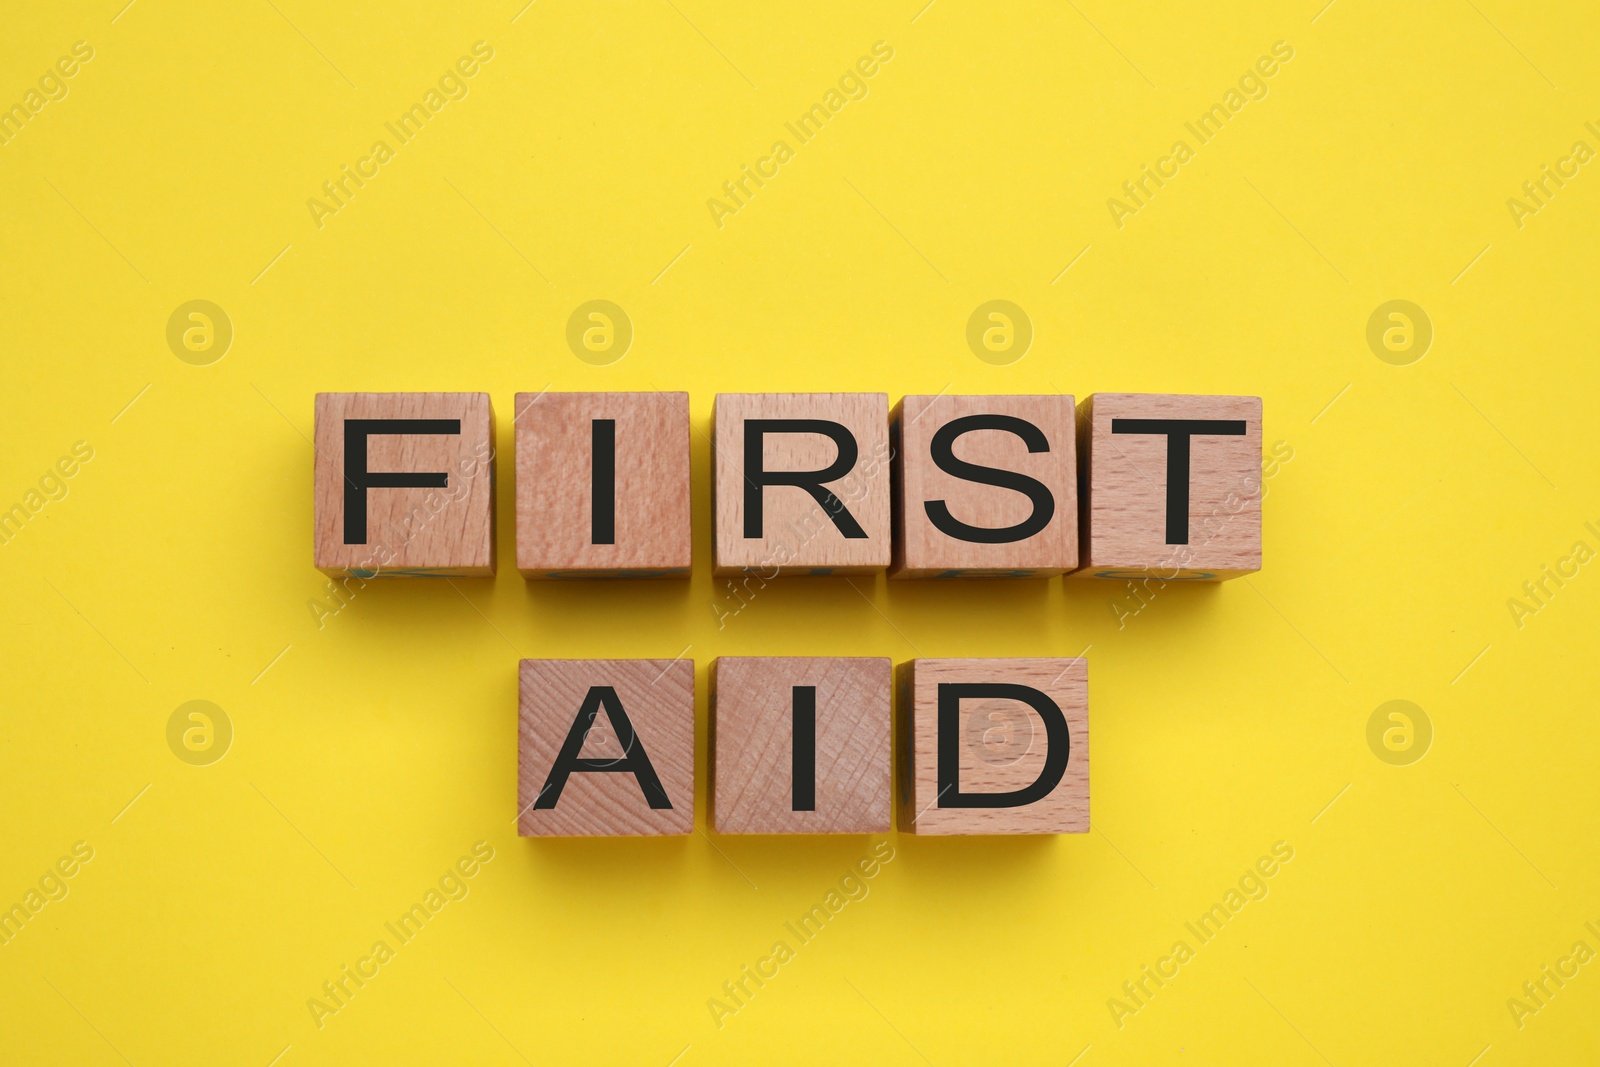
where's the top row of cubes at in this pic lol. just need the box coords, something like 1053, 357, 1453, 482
312, 391, 1263, 581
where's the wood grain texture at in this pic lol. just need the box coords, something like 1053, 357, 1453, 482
1073, 393, 1262, 581
313, 392, 495, 577
713, 393, 890, 576
710, 657, 891, 834
898, 658, 1088, 835
891, 394, 1078, 578
515, 391, 692, 578
517, 658, 695, 837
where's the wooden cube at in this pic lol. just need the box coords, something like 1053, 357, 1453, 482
314, 392, 495, 577
892, 394, 1078, 578
515, 391, 692, 579
1074, 394, 1262, 580
713, 393, 891, 576
711, 657, 891, 834
899, 658, 1088, 835
517, 658, 695, 837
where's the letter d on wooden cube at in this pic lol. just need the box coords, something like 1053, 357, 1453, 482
899, 658, 1088, 834
314, 392, 496, 576
518, 659, 695, 837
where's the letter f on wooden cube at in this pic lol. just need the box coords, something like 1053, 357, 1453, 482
313, 392, 496, 576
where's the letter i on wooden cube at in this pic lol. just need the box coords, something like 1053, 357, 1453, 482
515, 391, 693, 578
711, 657, 892, 834
713, 393, 891, 575
899, 658, 1088, 835
517, 659, 695, 837
892, 394, 1078, 577
313, 392, 495, 576
1074, 394, 1263, 580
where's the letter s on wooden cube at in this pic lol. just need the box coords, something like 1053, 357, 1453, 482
892, 394, 1078, 578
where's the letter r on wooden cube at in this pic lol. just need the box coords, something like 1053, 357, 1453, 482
892, 394, 1078, 577
713, 393, 891, 575
899, 658, 1088, 835
711, 657, 891, 834
1075, 393, 1263, 580
515, 391, 692, 578
314, 392, 495, 576
518, 659, 695, 837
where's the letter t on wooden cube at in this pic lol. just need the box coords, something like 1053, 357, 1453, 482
713, 393, 891, 576
711, 657, 891, 834
515, 391, 692, 578
899, 658, 1088, 835
1074, 393, 1262, 580
892, 394, 1078, 577
518, 658, 695, 837
314, 392, 495, 576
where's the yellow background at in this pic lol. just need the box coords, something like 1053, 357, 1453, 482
2, 0, 1596, 1063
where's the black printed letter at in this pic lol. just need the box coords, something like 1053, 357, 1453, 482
343, 419, 460, 544
591, 419, 615, 545
534, 686, 672, 809
791, 685, 816, 811
742, 419, 866, 539
1110, 418, 1246, 544
924, 414, 1055, 543
937, 683, 1069, 808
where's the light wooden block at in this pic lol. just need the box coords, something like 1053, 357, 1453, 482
711, 657, 891, 834
1074, 393, 1262, 580
517, 658, 695, 837
713, 393, 890, 576
515, 391, 692, 579
892, 394, 1078, 578
314, 392, 495, 577
899, 658, 1088, 835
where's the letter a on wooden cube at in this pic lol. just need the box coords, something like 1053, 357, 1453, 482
711, 657, 891, 834
515, 391, 692, 578
314, 392, 495, 576
899, 658, 1088, 835
518, 659, 695, 836
1075, 393, 1262, 580
892, 394, 1078, 578
713, 393, 890, 575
